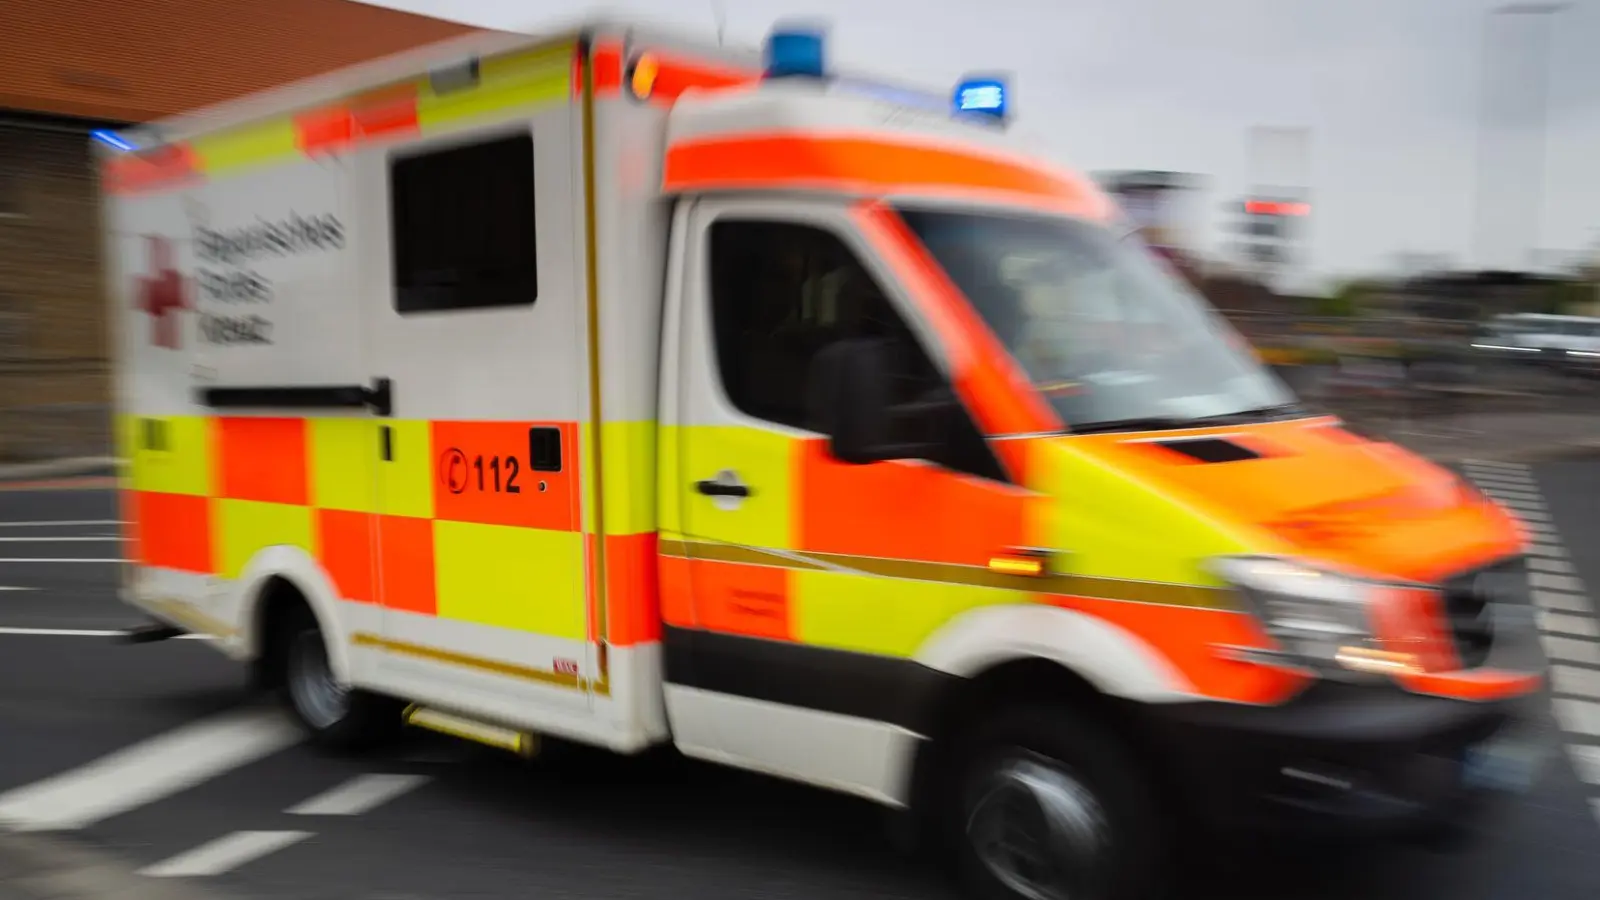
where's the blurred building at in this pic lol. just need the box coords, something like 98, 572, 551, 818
0, 0, 483, 461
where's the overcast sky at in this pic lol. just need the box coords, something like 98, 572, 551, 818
365, 0, 1600, 286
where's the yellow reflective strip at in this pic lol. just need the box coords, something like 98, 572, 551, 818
308, 417, 378, 513
215, 499, 313, 580
794, 569, 1013, 658
128, 415, 215, 497
417, 44, 571, 130
663, 538, 1231, 609
377, 420, 434, 519
680, 426, 797, 551
433, 520, 586, 639
601, 420, 656, 535
192, 118, 298, 177
1024, 438, 1264, 587
658, 424, 683, 537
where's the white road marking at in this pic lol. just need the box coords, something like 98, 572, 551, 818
0, 627, 209, 638
1531, 572, 1586, 593
1534, 590, 1592, 613
1572, 745, 1600, 785
1471, 472, 1536, 485
0, 559, 126, 564
0, 707, 303, 831
0, 520, 123, 528
1553, 699, 1600, 737
0, 537, 119, 543
0, 586, 39, 592
1467, 463, 1600, 820
1495, 493, 1545, 506
137, 830, 311, 878
1551, 665, 1600, 699
1464, 458, 1528, 469
1543, 636, 1600, 665
1539, 611, 1600, 637
287, 774, 430, 817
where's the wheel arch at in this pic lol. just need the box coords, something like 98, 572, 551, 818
903, 603, 1198, 832
235, 545, 352, 685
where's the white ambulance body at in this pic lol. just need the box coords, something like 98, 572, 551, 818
103, 17, 1543, 900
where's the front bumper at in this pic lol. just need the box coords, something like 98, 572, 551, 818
1141, 604, 1546, 839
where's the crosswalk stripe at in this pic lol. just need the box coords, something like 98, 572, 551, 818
1530, 571, 1586, 593
287, 774, 430, 817
138, 830, 311, 878
1534, 590, 1591, 613
1551, 665, 1600, 699
1543, 636, 1600, 665
1539, 612, 1600, 637
0, 707, 303, 831
1553, 699, 1600, 737
1530, 557, 1577, 574
1571, 745, 1600, 785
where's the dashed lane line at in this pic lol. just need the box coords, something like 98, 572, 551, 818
0, 520, 124, 528
0, 559, 127, 564
0, 627, 209, 638
138, 831, 312, 879
286, 774, 430, 817
0, 536, 120, 542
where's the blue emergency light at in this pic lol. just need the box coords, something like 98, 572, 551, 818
953, 76, 1008, 121
91, 129, 136, 152
764, 28, 827, 79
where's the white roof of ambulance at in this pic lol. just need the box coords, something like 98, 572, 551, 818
116, 14, 761, 148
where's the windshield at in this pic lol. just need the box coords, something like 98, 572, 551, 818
895, 208, 1296, 432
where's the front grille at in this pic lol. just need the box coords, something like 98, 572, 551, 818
1439, 556, 1526, 670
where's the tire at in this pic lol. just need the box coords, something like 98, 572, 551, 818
278, 608, 400, 751
947, 706, 1168, 900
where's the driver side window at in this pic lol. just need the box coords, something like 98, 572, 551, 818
707, 218, 1005, 483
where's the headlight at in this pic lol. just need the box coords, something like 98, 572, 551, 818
1211, 556, 1420, 681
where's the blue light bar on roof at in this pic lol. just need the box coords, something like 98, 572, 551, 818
91, 129, 136, 152
953, 76, 1008, 121
765, 27, 827, 79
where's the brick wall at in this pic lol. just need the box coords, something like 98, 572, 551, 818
0, 117, 112, 461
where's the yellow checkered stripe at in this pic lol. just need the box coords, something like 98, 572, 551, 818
117, 413, 668, 650
107, 42, 574, 193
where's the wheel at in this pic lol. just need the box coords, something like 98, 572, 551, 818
279, 608, 400, 751
948, 706, 1167, 900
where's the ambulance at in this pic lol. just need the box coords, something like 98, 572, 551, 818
103, 17, 1545, 899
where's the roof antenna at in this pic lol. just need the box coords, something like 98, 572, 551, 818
710, 0, 726, 45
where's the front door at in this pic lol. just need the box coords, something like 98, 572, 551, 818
664, 197, 1029, 795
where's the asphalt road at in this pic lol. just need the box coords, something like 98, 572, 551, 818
0, 473, 1597, 900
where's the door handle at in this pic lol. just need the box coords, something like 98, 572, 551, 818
695, 477, 751, 498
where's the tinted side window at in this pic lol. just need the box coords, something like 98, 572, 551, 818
390, 133, 537, 313
706, 219, 1005, 482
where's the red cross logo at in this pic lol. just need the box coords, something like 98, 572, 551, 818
135, 235, 188, 350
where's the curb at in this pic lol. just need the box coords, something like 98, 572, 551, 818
0, 831, 243, 900
0, 458, 119, 484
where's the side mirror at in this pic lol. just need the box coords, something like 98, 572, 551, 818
807, 338, 945, 465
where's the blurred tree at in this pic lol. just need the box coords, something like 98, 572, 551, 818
1317, 280, 1379, 318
